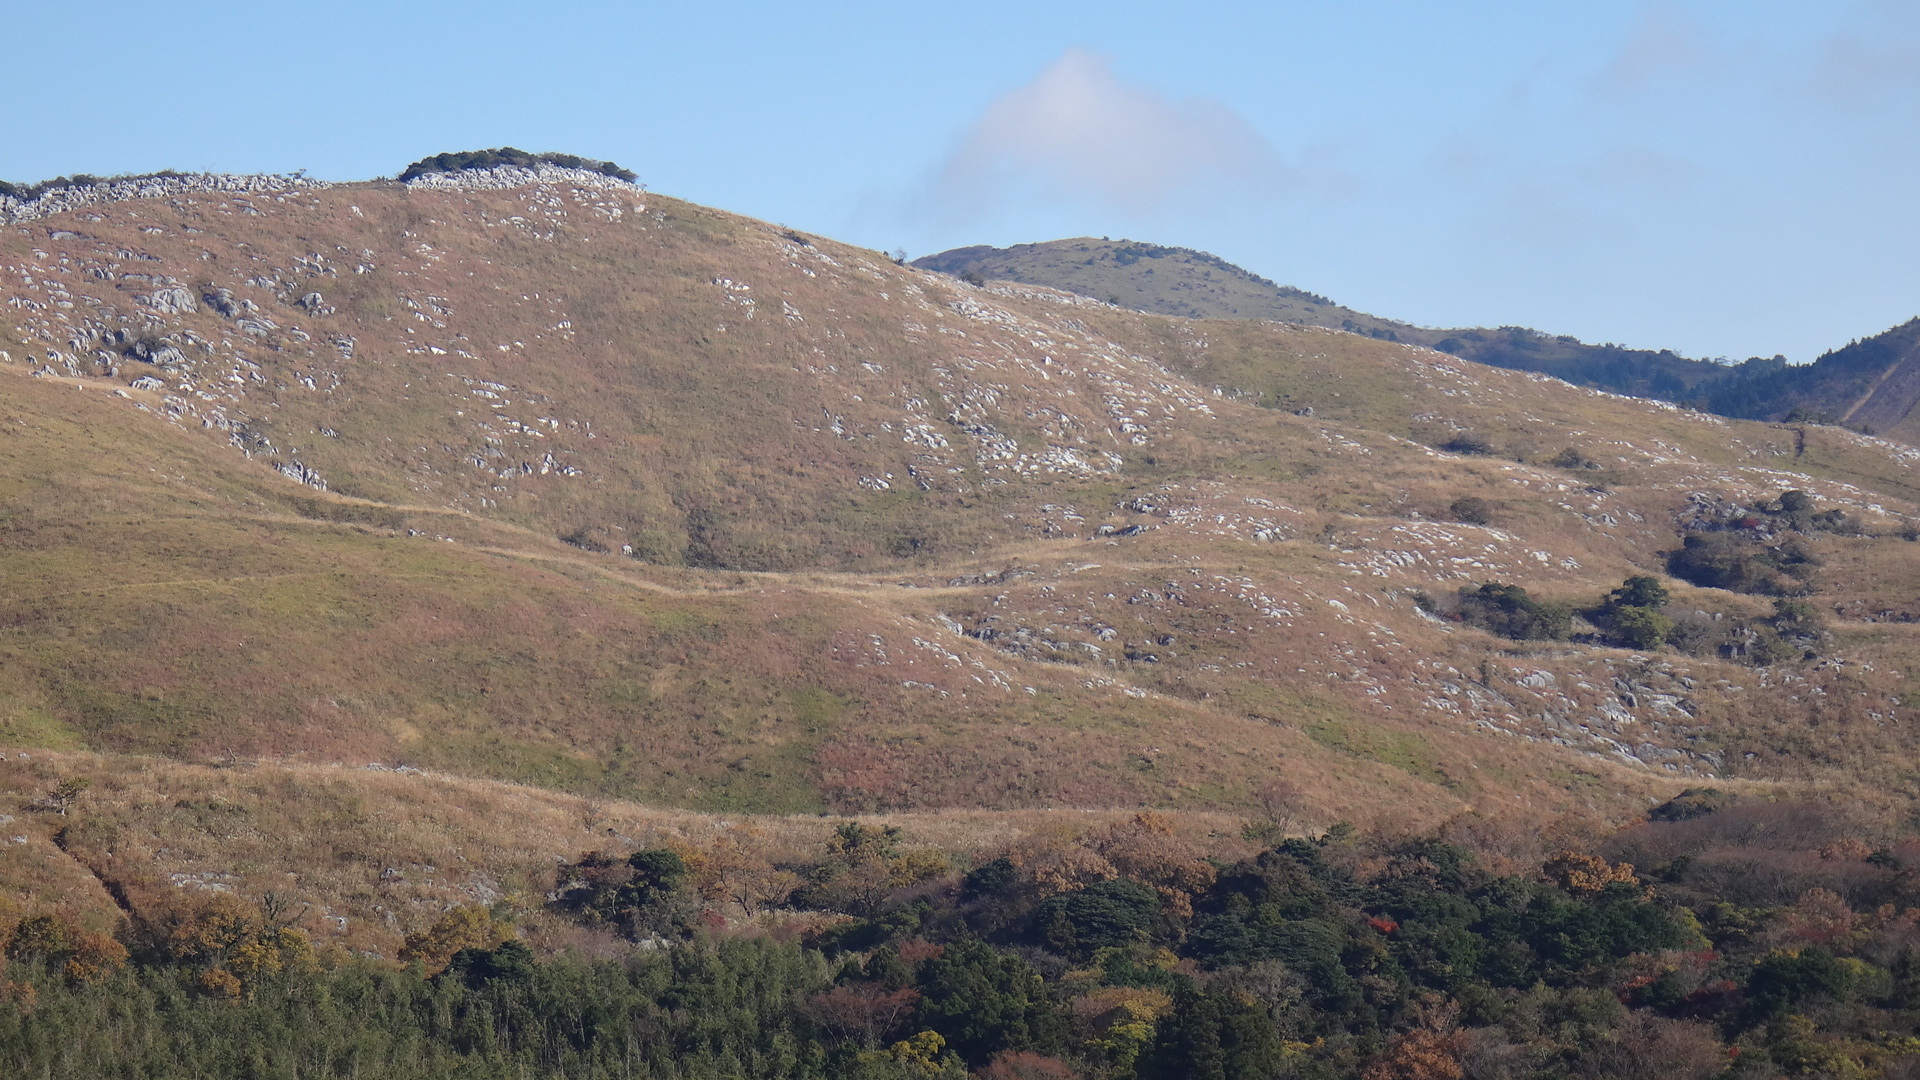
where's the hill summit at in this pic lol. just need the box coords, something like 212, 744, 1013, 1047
915, 238, 1398, 329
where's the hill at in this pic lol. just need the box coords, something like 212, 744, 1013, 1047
914, 237, 1731, 400
913, 239, 1407, 331
1697, 318, 1920, 434
5, 164, 1920, 938
916, 239, 1920, 441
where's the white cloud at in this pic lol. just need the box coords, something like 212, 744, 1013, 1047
924, 49, 1289, 220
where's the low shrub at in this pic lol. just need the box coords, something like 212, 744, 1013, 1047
1438, 431, 1493, 455
1667, 532, 1820, 595
398, 147, 638, 183
1435, 582, 1572, 641
1448, 496, 1494, 525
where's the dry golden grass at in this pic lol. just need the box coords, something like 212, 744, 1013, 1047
0, 749, 1265, 955
0, 358, 1695, 827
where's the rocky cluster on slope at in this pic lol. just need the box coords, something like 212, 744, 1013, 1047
0, 173, 328, 226
400, 164, 642, 193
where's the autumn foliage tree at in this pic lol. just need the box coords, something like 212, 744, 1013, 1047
3, 912, 125, 984
1360, 1028, 1468, 1080
1542, 851, 1645, 897
804, 982, 923, 1047
798, 824, 949, 916
703, 824, 802, 916
156, 893, 317, 998
1089, 812, 1217, 921
980, 1050, 1082, 1079
399, 905, 513, 974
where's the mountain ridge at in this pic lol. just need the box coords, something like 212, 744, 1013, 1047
914, 237, 1920, 438
913, 237, 1733, 402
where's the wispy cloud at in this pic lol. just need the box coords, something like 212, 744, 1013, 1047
1813, 1, 1920, 103
921, 49, 1290, 221
1597, 2, 1715, 94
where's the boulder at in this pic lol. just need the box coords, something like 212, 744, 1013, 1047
146, 286, 196, 315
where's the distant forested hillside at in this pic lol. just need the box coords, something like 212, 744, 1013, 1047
917, 240, 1920, 440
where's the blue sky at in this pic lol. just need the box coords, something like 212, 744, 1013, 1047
5, 1, 1917, 361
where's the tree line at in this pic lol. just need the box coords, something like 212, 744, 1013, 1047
9, 790, 1920, 1077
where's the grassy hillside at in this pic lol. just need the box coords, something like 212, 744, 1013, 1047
0, 748, 1267, 953
4, 169, 1920, 937
3, 307, 1651, 826
8, 167, 1920, 1080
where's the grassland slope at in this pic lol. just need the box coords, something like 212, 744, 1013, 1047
2, 167, 1920, 850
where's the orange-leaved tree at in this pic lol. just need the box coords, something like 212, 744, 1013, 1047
400, 904, 514, 974
4, 912, 126, 984
1542, 851, 1646, 897
158, 893, 317, 999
